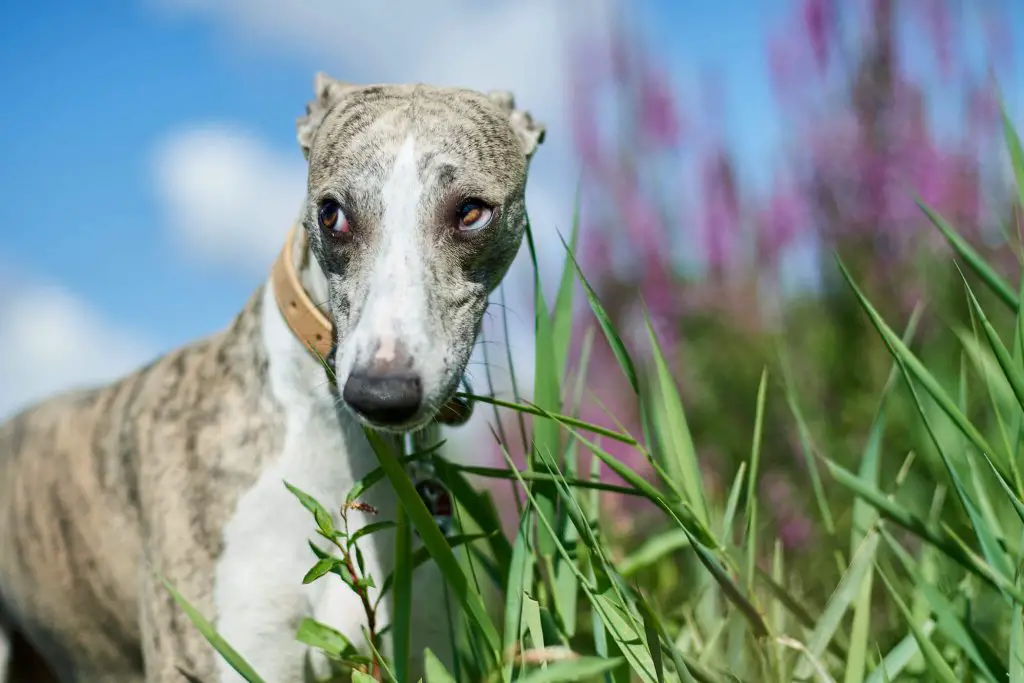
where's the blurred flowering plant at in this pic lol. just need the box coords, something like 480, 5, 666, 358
481, 0, 1021, 565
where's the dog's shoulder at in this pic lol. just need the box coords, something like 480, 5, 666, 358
0, 286, 283, 509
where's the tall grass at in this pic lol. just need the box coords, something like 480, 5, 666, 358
167, 105, 1024, 682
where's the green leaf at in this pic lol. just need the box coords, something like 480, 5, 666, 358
842, 309, 923, 683
534, 405, 717, 548
824, 456, 1024, 602
375, 532, 493, 604
918, 198, 1019, 312
553, 191, 582, 377
1011, 600, 1024, 683
745, 368, 768, 593
793, 530, 880, 680
295, 618, 356, 659
349, 520, 398, 548
162, 576, 267, 683
720, 462, 747, 545
643, 306, 710, 527
961, 270, 1024, 416
882, 529, 1004, 681
503, 508, 535, 681
461, 393, 639, 447
346, 440, 447, 505
780, 354, 836, 537
352, 670, 377, 683
1000, 95, 1024, 215
517, 657, 625, 683
617, 529, 690, 578
363, 429, 501, 663
877, 569, 959, 683
392, 505, 413, 683
560, 233, 639, 395
424, 647, 459, 683
530, 224, 562, 560
863, 623, 936, 683
430, 458, 513, 588
303, 558, 340, 585
837, 257, 1010, 480
284, 481, 335, 534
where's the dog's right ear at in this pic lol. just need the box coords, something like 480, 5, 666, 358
297, 72, 356, 160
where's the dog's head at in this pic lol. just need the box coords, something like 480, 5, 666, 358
295, 73, 545, 432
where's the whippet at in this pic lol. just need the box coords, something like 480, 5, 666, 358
0, 73, 545, 683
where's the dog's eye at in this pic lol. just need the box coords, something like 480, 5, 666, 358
318, 200, 349, 235
456, 200, 494, 232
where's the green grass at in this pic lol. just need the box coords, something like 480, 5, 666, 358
163, 105, 1024, 682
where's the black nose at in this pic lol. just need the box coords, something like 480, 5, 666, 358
342, 371, 423, 426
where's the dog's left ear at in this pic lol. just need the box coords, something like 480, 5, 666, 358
487, 91, 546, 160
297, 72, 357, 160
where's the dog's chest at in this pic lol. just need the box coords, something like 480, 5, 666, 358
211, 287, 398, 682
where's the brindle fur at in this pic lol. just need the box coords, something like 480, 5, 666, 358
0, 289, 281, 682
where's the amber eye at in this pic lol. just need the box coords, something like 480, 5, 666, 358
456, 200, 494, 232
318, 199, 349, 235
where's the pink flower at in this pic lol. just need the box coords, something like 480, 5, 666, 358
758, 181, 809, 258
922, 0, 953, 78
699, 150, 741, 276
803, 0, 832, 71
638, 67, 683, 147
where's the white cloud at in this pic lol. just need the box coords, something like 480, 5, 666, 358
0, 270, 157, 420
153, 125, 307, 271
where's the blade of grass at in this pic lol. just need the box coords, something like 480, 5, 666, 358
559, 233, 639, 395
1001, 96, 1024, 217
793, 531, 880, 680
502, 506, 535, 683
424, 647, 458, 683
837, 256, 1010, 480
962, 269, 1024, 416
553, 195, 581, 377
882, 528, 1004, 682
918, 198, 1019, 311
823, 456, 1024, 601
162, 576, 266, 683
392, 502, 413, 683
643, 306, 709, 526
863, 622, 936, 683
516, 657, 625, 683
779, 353, 837, 541
842, 309, 924, 683
363, 430, 501, 663
527, 218, 563, 566
877, 569, 960, 683
744, 368, 768, 594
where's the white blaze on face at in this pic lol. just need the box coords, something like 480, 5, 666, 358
350, 135, 434, 376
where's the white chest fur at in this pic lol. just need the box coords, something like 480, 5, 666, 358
213, 284, 404, 683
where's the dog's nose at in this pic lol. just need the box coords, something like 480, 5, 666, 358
342, 370, 423, 426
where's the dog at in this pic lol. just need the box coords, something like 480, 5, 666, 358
0, 73, 545, 683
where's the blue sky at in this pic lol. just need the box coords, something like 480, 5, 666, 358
0, 0, 1019, 417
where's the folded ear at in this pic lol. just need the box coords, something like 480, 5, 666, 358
487, 90, 547, 160
297, 72, 357, 160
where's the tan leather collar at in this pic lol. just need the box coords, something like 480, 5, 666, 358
270, 225, 334, 361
